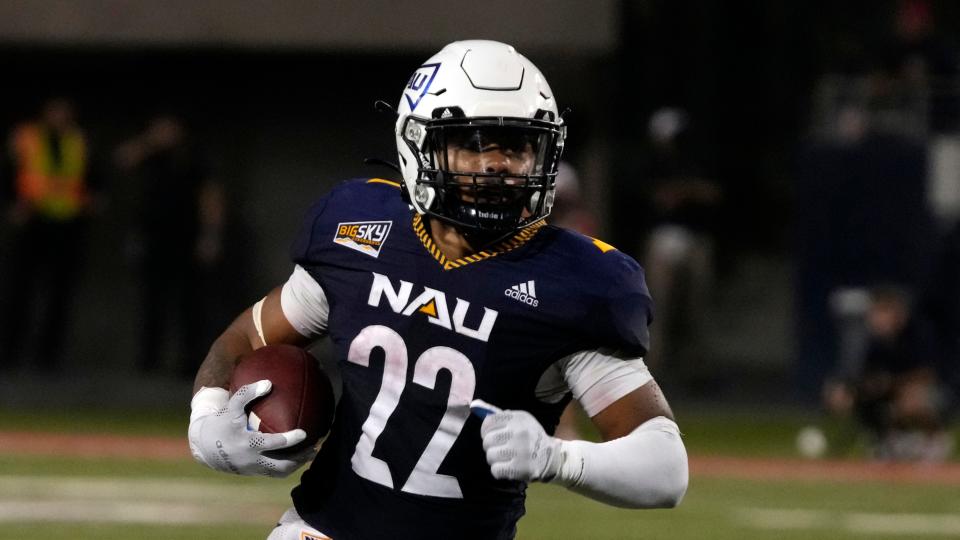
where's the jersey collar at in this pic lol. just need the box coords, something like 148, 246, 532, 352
412, 214, 545, 270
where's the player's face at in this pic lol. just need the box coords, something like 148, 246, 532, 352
441, 127, 537, 205
866, 299, 908, 337
43, 99, 75, 131
445, 132, 536, 177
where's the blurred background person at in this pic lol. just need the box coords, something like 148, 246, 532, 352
640, 107, 722, 380
823, 285, 951, 461
115, 114, 224, 379
797, 101, 935, 400
548, 162, 599, 236
0, 97, 100, 372
879, 0, 959, 136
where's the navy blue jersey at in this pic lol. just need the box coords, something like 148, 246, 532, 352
289, 178, 653, 540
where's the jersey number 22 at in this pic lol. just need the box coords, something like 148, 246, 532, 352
348, 324, 475, 498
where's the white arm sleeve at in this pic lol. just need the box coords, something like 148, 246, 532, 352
558, 349, 653, 417
554, 416, 688, 508
547, 350, 686, 508
280, 265, 330, 338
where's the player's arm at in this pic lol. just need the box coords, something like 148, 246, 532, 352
479, 351, 688, 509
193, 286, 308, 393
189, 265, 328, 477
559, 373, 687, 508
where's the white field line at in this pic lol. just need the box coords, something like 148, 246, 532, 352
0, 500, 278, 524
739, 508, 960, 537
0, 476, 289, 525
0, 475, 284, 503
735, 508, 831, 530
845, 513, 960, 536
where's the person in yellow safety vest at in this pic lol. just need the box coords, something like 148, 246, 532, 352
1, 98, 94, 371
10, 98, 89, 222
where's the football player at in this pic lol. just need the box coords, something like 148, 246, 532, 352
188, 40, 688, 540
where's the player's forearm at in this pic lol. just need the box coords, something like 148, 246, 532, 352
193, 310, 259, 393
553, 416, 688, 509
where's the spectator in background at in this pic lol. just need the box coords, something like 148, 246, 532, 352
640, 108, 721, 375
795, 101, 935, 400
876, 0, 960, 232
823, 285, 952, 461
0, 98, 99, 371
115, 114, 224, 378
879, 0, 960, 134
548, 162, 598, 237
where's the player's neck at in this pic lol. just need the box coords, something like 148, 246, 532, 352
428, 217, 478, 260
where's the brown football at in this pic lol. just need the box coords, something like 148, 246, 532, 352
229, 344, 335, 452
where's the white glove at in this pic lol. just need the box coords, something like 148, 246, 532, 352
474, 399, 689, 508
188, 380, 314, 478
475, 400, 566, 483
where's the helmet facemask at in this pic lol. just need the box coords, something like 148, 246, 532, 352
402, 114, 565, 237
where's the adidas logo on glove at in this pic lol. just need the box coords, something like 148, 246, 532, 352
504, 280, 539, 307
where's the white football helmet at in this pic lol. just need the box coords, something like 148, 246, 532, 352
395, 40, 566, 236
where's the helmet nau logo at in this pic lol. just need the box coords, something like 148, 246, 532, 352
405, 63, 441, 112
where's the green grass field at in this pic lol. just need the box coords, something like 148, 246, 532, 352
1, 407, 957, 539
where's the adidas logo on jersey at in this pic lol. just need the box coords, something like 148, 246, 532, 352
505, 280, 539, 307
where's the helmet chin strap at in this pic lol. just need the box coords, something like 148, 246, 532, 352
439, 183, 525, 232
448, 202, 527, 250
421, 179, 524, 251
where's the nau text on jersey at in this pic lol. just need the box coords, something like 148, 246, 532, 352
367, 272, 498, 342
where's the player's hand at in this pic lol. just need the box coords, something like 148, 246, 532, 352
188, 380, 310, 478
474, 400, 564, 483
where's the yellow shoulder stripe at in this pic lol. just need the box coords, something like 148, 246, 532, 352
367, 178, 401, 188
591, 237, 618, 253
